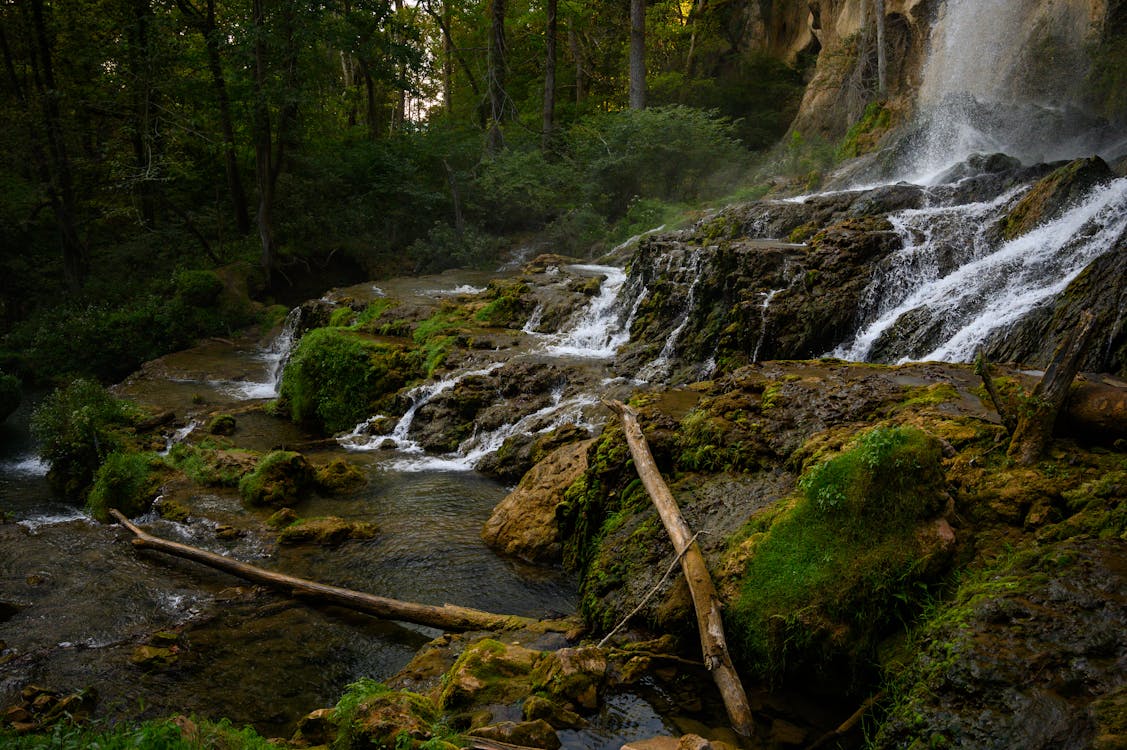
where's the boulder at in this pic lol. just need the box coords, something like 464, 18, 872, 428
470, 719, 561, 749
238, 450, 315, 507
1002, 156, 1116, 240
482, 439, 594, 563
276, 516, 378, 546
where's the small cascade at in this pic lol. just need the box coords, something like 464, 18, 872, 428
160, 420, 199, 456
635, 249, 707, 381
226, 306, 302, 399
834, 178, 1127, 363
522, 303, 545, 334
339, 363, 506, 455
544, 265, 635, 358
751, 289, 783, 363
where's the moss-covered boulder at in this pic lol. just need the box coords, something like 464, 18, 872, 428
438, 639, 545, 711
314, 457, 367, 495
86, 451, 166, 521
330, 680, 446, 750
205, 413, 236, 436
238, 450, 315, 507
276, 516, 378, 546
279, 326, 420, 434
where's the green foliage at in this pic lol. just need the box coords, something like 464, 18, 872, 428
798, 426, 946, 525
164, 443, 245, 487
280, 327, 419, 433
30, 379, 142, 499
0, 717, 275, 750
332, 677, 391, 726
87, 451, 163, 522
729, 426, 949, 684
238, 450, 316, 508
474, 280, 529, 328
173, 269, 224, 307
837, 101, 893, 160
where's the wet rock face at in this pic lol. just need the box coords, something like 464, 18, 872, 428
872, 540, 1127, 750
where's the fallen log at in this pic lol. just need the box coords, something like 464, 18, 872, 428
1008, 311, 1097, 465
605, 401, 756, 738
109, 509, 564, 633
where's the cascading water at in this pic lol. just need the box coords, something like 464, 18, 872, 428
544, 265, 635, 358
905, 0, 1120, 183
225, 306, 302, 399
833, 178, 1127, 363
635, 249, 706, 382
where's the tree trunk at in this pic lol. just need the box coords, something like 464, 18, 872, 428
629, 0, 646, 109
486, 0, 508, 154
568, 27, 585, 106
442, 0, 453, 113
684, 0, 707, 76
606, 401, 755, 737
1008, 312, 1098, 465
875, 0, 887, 95
251, 0, 277, 285
110, 510, 564, 633
28, 0, 87, 290
129, 0, 157, 228
541, 0, 557, 152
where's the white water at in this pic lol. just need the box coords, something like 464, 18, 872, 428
834, 178, 1127, 363
224, 306, 302, 399
906, 0, 1114, 182
751, 289, 783, 363
544, 265, 634, 358
635, 250, 706, 382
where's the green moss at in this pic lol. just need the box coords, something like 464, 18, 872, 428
0, 717, 276, 749
238, 450, 315, 508
206, 413, 236, 435
473, 280, 529, 328
728, 426, 949, 684
87, 451, 164, 521
355, 299, 396, 330
837, 101, 893, 160
315, 458, 367, 494
164, 443, 248, 487
329, 306, 355, 328
279, 327, 419, 434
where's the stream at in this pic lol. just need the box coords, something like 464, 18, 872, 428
0, 300, 586, 740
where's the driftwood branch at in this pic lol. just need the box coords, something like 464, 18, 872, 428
805, 690, 885, 750
109, 509, 563, 633
605, 401, 756, 737
974, 348, 1016, 434
1007, 311, 1097, 466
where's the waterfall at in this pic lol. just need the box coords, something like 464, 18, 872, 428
906, 0, 1117, 183
544, 265, 635, 358
833, 178, 1127, 363
225, 306, 302, 400
635, 249, 706, 381
751, 289, 783, 363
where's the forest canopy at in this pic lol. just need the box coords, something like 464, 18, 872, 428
0, 0, 809, 385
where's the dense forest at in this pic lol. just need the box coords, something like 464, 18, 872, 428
0, 0, 822, 391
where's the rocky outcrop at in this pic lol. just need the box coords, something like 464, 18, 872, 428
481, 438, 594, 563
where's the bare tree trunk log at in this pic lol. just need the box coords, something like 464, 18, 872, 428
605, 401, 755, 738
1008, 311, 1097, 465
974, 348, 1016, 434
628, 0, 646, 109
110, 510, 562, 633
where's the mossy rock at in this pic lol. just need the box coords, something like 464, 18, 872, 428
1002, 156, 1115, 240
349, 690, 442, 749
314, 457, 367, 494
87, 451, 166, 522
439, 639, 544, 711
279, 327, 420, 434
238, 450, 315, 508
206, 413, 236, 436
276, 516, 378, 546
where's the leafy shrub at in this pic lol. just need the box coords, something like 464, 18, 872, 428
238, 450, 315, 507
30, 379, 142, 498
406, 222, 502, 274
566, 105, 748, 218
173, 269, 223, 307
87, 451, 163, 521
279, 327, 419, 433
0, 717, 274, 750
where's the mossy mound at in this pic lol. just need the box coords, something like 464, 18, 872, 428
87, 451, 167, 521
314, 457, 367, 494
206, 413, 236, 436
725, 425, 954, 685
238, 450, 315, 507
279, 327, 420, 434
276, 516, 378, 546
328, 679, 449, 750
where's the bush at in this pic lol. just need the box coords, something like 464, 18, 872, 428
30, 379, 142, 499
566, 105, 749, 218
87, 451, 163, 521
279, 327, 420, 434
